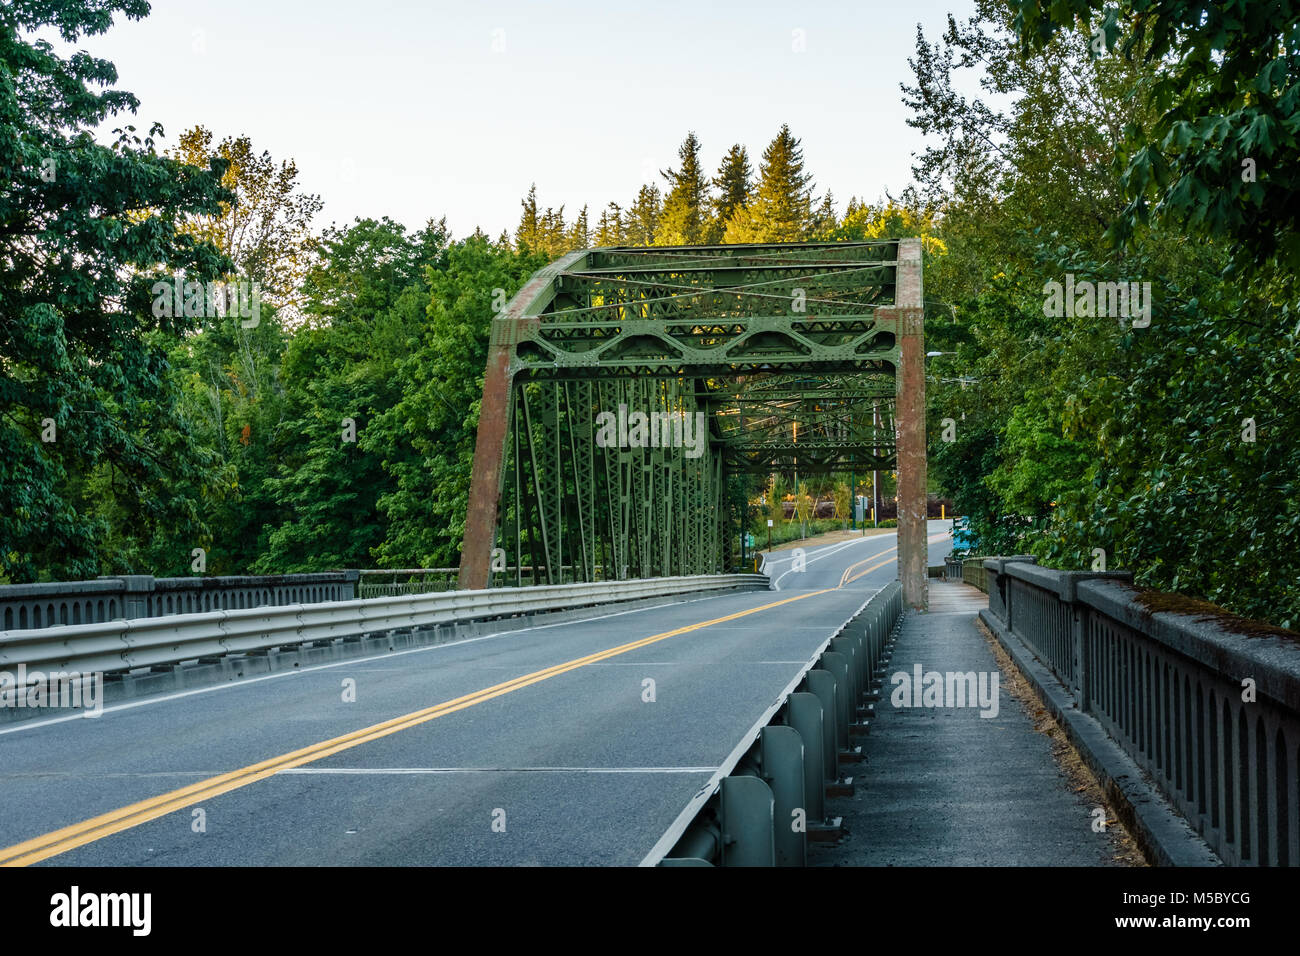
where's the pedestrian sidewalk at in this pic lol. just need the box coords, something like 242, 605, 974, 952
815, 580, 1132, 866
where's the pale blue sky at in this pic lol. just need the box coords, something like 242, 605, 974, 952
67, 0, 981, 238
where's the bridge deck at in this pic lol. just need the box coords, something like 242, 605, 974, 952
817, 581, 1134, 866
0, 529, 945, 867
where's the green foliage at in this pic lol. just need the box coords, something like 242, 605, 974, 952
1010, 0, 1300, 268
987, 401, 1092, 515
623, 184, 662, 246
709, 144, 753, 243
834, 194, 943, 252
658, 132, 709, 246
253, 217, 450, 572
754, 518, 846, 550
915, 0, 1300, 627
370, 237, 547, 568
1039, 260, 1300, 627
171, 125, 322, 308
1, 0, 231, 582
594, 202, 624, 246
164, 305, 290, 574
515, 184, 571, 258
724, 124, 815, 243
508, 126, 829, 251
11, 0, 1293, 633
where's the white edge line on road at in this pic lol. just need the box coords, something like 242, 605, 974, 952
771, 534, 895, 590
768, 520, 952, 591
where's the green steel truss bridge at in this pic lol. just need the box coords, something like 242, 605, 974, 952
8, 237, 1289, 870
458, 238, 929, 606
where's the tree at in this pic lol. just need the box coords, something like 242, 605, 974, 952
623, 185, 662, 246
171, 125, 322, 312
710, 144, 753, 243
1011, 0, 1300, 269
568, 204, 590, 250
908, 0, 1300, 629
833, 193, 945, 253
517, 183, 541, 250
515, 183, 569, 257
657, 132, 710, 245
723, 125, 814, 243
255, 217, 450, 572
595, 202, 624, 246
370, 239, 549, 567
166, 300, 290, 574
0, 0, 231, 582
810, 191, 838, 238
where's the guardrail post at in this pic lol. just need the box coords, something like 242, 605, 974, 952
820, 651, 852, 748
661, 819, 721, 866
830, 637, 863, 712
760, 726, 807, 867
876, 604, 894, 676
805, 670, 840, 785
786, 693, 826, 822
720, 775, 775, 866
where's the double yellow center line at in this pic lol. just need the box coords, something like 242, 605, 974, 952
2, 586, 840, 867
839, 547, 899, 587
5, 536, 950, 866
838, 532, 950, 587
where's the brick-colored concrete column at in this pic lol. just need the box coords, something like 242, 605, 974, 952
893, 238, 927, 610
458, 332, 514, 590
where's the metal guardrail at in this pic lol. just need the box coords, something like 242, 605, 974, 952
5, 565, 623, 628
648, 582, 904, 866
0, 572, 358, 631
0, 574, 768, 678
962, 557, 988, 593
981, 556, 1300, 867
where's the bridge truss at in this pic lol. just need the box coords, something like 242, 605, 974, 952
458, 238, 929, 607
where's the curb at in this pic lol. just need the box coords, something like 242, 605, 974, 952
979, 608, 1222, 867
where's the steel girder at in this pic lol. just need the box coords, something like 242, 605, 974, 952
459, 240, 920, 590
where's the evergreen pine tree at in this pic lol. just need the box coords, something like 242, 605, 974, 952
567, 204, 590, 250
516, 184, 541, 251
624, 185, 662, 246
811, 191, 837, 238
710, 144, 753, 243
540, 204, 567, 255
595, 203, 624, 246
658, 132, 709, 245
723, 125, 814, 243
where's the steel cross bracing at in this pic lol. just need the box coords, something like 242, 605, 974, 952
459, 240, 927, 602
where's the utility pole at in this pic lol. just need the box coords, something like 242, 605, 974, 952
872, 402, 880, 529
850, 468, 856, 530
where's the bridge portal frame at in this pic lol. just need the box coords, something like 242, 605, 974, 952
458, 238, 927, 609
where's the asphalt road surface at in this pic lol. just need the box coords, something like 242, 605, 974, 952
0, 521, 953, 866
